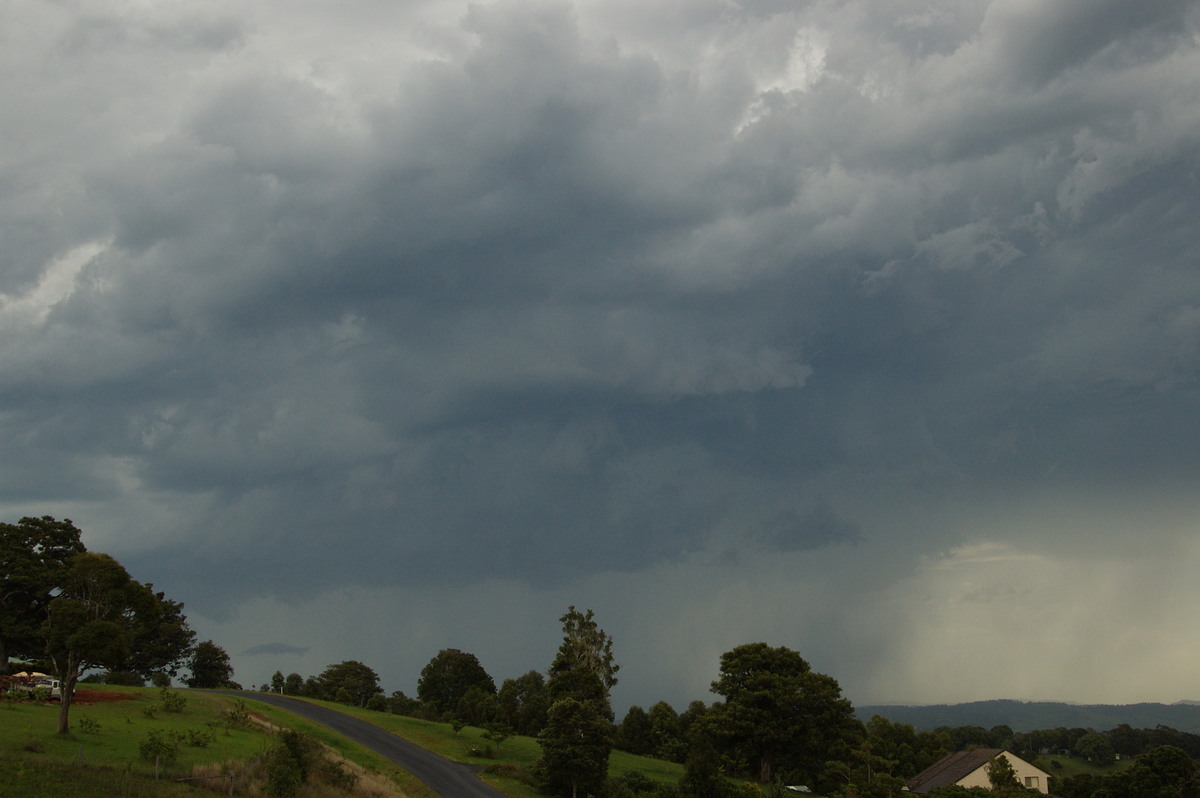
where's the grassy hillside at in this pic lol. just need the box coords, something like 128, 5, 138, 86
0, 685, 429, 797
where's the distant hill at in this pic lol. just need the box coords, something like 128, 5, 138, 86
856, 700, 1200, 734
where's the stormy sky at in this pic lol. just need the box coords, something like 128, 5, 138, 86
4, 0, 1200, 711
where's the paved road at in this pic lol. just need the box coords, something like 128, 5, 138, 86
205, 691, 507, 797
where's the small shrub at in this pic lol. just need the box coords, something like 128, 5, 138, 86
139, 729, 181, 765
483, 763, 538, 786
319, 758, 359, 791
22, 738, 46, 753
151, 672, 171, 688
184, 727, 217, 748
142, 704, 158, 719
265, 730, 320, 797
482, 722, 513, 749
159, 686, 187, 713
614, 771, 657, 792
78, 716, 101, 733
223, 699, 252, 728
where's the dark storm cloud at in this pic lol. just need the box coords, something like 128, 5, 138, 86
4, 0, 1200, 705
241, 643, 309, 657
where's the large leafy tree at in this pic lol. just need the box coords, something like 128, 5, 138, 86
313, 660, 383, 707
703, 642, 859, 786
118, 588, 195, 681
648, 700, 687, 762
547, 606, 618, 699
185, 640, 235, 688
497, 670, 551, 736
536, 696, 613, 798
537, 607, 618, 796
417, 648, 496, 718
546, 605, 619, 732
42, 552, 162, 734
616, 705, 653, 755
0, 516, 85, 674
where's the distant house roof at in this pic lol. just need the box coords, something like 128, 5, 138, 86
906, 748, 1005, 793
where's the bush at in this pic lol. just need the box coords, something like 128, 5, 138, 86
265, 749, 304, 798
184, 727, 216, 747
78, 717, 101, 733
319, 758, 359, 791
483, 763, 538, 786
139, 730, 181, 765
158, 687, 187, 713
223, 699, 252, 728
610, 770, 682, 797
265, 730, 321, 798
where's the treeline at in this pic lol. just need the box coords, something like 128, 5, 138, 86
922, 721, 1200, 763
859, 699, 1200, 736
258, 638, 1200, 797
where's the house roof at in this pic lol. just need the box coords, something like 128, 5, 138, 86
906, 748, 1005, 794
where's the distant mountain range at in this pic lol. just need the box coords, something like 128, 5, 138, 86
856, 700, 1200, 734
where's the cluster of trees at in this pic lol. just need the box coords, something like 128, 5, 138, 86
265, 660, 388, 709
1054, 744, 1200, 798
258, 620, 1200, 798
1, 516, 235, 733
259, 611, 865, 797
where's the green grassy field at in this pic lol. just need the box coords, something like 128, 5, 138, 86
1033, 752, 1133, 781
0, 686, 432, 797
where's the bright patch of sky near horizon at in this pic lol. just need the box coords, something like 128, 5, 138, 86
3, 0, 1200, 712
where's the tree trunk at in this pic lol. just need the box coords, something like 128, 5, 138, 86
56, 668, 78, 735
760, 755, 773, 784
0, 635, 8, 676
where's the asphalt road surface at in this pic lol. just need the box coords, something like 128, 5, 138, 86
205, 691, 507, 797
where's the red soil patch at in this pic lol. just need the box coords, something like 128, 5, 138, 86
72, 688, 136, 705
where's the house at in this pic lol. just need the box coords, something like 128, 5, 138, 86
905, 749, 1052, 794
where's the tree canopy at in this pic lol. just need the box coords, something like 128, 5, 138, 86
702, 642, 859, 786
546, 605, 619, 728
536, 696, 613, 798
417, 648, 496, 718
186, 640, 235, 688
0, 516, 85, 674
313, 660, 383, 707
498, 670, 551, 736
43, 552, 181, 733
547, 606, 618, 696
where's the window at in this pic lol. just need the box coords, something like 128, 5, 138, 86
1024, 776, 1039, 788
